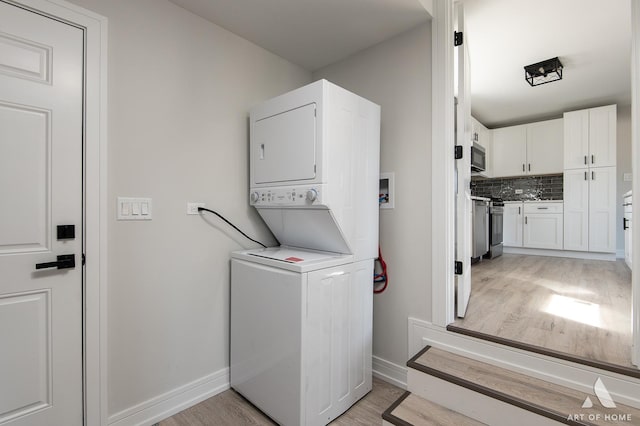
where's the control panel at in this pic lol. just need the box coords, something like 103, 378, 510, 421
249, 185, 324, 207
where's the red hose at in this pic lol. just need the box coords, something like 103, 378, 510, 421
374, 246, 388, 294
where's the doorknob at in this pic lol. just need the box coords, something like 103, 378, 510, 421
35, 254, 75, 270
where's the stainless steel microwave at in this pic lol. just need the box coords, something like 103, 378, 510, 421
471, 142, 486, 172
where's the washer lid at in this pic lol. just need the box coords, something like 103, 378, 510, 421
231, 247, 353, 272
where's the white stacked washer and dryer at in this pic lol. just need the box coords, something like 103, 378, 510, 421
230, 80, 380, 426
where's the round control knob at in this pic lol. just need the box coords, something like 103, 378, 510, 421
306, 189, 318, 202
250, 192, 260, 203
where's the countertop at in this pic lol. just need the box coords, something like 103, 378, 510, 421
471, 196, 491, 201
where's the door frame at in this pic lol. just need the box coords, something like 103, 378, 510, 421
5, 0, 109, 424
430, 0, 640, 365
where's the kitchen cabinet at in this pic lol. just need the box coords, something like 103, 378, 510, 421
492, 125, 526, 178
491, 119, 563, 178
563, 167, 616, 253
523, 202, 564, 250
503, 202, 523, 247
526, 119, 563, 175
564, 105, 616, 170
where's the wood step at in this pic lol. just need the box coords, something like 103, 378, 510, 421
407, 346, 640, 426
382, 391, 485, 426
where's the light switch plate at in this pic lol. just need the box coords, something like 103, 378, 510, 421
118, 197, 152, 220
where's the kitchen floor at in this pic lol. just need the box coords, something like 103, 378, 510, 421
459, 254, 633, 367
159, 377, 404, 426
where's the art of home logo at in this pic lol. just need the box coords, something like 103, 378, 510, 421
567, 378, 633, 423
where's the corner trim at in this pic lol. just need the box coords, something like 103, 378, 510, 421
107, 368, 229, 426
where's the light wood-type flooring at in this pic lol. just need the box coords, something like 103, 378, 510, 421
457, 254, 633, 367
160, 377, 404, 426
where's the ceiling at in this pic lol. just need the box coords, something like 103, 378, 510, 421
463, 0, 632, 128
169, 0, 431, 71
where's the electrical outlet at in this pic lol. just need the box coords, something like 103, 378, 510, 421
624, 173, 632, 182
515, 189, 524, 194
187, 202, 205, 215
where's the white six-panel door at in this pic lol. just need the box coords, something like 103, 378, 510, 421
0, 2, 83, 425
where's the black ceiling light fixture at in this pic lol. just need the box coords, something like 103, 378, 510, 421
524, 57, 563, 87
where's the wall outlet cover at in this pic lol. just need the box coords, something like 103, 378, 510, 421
624, 173, 632, 182
187, 202, 206, 215
515, 189, 524, 194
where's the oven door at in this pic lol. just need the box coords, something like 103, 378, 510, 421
491, 207, 504, 245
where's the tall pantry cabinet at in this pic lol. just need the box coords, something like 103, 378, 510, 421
563, 105, 617, 253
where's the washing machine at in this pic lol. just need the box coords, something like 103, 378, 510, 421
230, 247, 373, 426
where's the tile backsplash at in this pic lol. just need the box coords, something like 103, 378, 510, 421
471, 174, 563, 201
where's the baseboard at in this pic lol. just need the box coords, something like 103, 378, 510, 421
108, 368, 229, 426
373, 355, 407, 390
408, 317, 640, 409
503, 246, 616, 261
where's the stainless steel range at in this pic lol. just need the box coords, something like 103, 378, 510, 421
485, 198, 504, 259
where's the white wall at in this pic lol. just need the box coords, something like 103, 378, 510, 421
617, 104, 632, 253
68, 0, 311, 419
313, 22, 432, 368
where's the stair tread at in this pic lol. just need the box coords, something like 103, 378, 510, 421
383, 391, 485, 426
409, 346, 640, 426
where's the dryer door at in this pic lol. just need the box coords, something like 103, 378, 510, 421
253, 103, 317, 184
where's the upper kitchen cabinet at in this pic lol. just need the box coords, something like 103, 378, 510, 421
563, 104, 616, 170
491, 119, 563, 178
492, 125, 526, 177
526, 119, 563, 175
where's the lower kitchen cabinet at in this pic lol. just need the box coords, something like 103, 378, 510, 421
563, 166, 616, 253
523, 202, 564, 249
503, 202, 523, 247
523, 212, 564, 249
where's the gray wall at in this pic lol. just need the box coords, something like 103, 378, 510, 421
313, 22, 432, 368
617, 104, 632, 253
69, 0, 311, 417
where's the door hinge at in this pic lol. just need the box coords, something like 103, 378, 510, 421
454, 261, 463, 275
454, 31, 463, 46
454, 145, 463, 159
82, 253, 86, 266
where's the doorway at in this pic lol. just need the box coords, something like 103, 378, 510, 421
450, 2, 637, 372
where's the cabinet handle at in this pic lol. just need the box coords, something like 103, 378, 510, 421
591, 154, 595, 164
592, 171, 595, 180
525, 216, 528, 225
518, 206, 521, 215
528, 163, 531, 171
584, 155, 587, 165
522, 164, 525, 172
584, 171, 587, 180
624, 217, 629, 230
